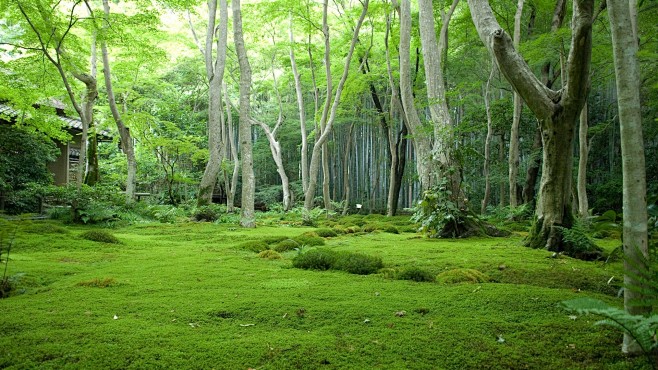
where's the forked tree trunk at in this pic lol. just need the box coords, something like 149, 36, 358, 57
469, 0, 594, 253
399, 0, 433, 192
608, 0, 651, 354
289, 14, 309, 195
233, 0, 255, 228
197, 0, 228, 207
302, 0, 369, 220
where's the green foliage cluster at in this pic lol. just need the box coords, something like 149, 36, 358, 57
192, 204, 225, 222
0, 125, 58, 215
292, 249, 383, 275
412, 179, 490, 238
79, 230, 121, 244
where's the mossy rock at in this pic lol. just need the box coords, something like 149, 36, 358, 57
258, 250, 282, 260
274, 239, 300, 252
238, 240, 270, 253
79, 230, 121, 244
436, 268, 489, 284
315, 228, 338, 238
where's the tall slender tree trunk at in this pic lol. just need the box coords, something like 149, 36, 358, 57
522, 126, 542, 204
577, 104, 589, 218
233, 0, 255, 227
101, 0, 136, 203
482, 60, 496, 214
384, 11, 407, 216
84, 31, 99, 186
508, 0, 525, 208
342, 123, 354, 216
608, 0, 651, 354
197, 0, 228, 206
289, 14, 309, 195
224, 84, 239, 213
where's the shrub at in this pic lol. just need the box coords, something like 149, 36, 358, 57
333, 252, 383, 275
292, 249, 338, 271
274, 239, 300, 252
436, 269, 489, 284
193, 204, 225, 222
396, 267, 436, 282
258, 250, 282, 260
238, 240, 269, 253
79, 230, 121, 244
315, 228, 338, 238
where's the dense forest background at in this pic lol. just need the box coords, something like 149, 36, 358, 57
0, 0, 656, 217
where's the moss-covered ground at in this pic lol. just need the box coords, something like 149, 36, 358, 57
0, 215, 649, 369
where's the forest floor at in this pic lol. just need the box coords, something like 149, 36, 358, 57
0, 215, 651, 369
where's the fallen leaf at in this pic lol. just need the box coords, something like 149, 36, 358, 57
240, 323, 255, 327
113, 315, 118, 320
395, 310, 406, 317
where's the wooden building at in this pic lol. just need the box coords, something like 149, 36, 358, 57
0, 102, 111, 185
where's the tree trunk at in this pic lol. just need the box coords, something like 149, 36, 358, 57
522, 126, 542, 204
508, 0, 525, 208
481, 60, 495, 214
224, 84, 239, 213
289, 14, 309, 195
418, 0, 460, 197
469, 0, 595, 253
608, 0, 651, 354
233, 0, 255, 228
302, 0, 369, 220
83, 32, 99, 186
399, 0, 432, 192
101, 0, 136, 203
498, 133, 506, 207
577, 104, 589, 218
322, 141, 332, 210
342, 123, 354, 216
385, 11, 407, 216
197, 0, 228, 207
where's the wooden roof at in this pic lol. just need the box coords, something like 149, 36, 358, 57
0, 102, 112, 140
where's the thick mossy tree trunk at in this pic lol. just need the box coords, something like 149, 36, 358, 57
468, 0, 599, 256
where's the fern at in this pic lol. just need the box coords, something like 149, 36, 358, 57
563, 298, 658, 359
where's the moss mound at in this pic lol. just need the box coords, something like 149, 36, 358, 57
315, 228, 338, 238
239, 240, 270, 253
274, 239, 300, 252
436, 268, 489, 284
258, 250, 282, 260
79, 230, 121, 244
396, 267, 436, 282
